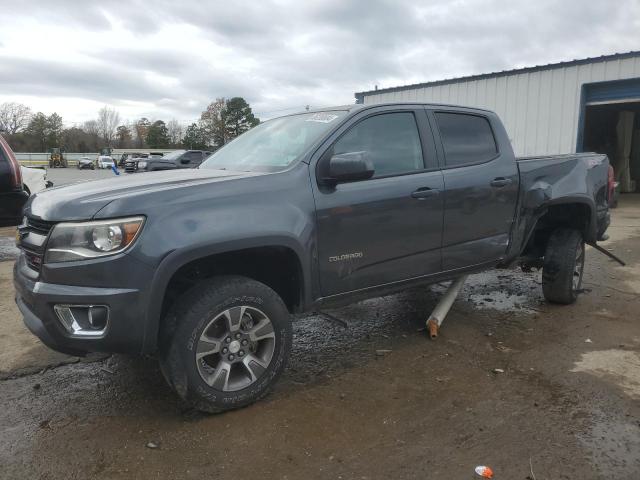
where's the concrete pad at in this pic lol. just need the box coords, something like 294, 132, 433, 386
0, 261, 79, 379
0, 229, 19, 262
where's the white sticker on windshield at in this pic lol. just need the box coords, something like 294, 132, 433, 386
306, 113, 339, 123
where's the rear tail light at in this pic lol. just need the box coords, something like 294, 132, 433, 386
608, 165, 615, 202
0, 134, 22, 188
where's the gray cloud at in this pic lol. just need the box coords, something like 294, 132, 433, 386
0, 0, 639, 123
0, 55, 169, 102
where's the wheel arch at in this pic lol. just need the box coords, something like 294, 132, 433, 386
520, 197, 596, 259
142, 237, 309, 354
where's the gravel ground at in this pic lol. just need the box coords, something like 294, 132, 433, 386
1, 178, 639, 479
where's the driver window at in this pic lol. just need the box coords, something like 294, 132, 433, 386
333, 112, 424, 177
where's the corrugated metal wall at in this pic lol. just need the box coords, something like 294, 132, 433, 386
361, 56, 640, 156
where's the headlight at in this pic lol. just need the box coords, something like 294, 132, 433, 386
137, 161, 147, 168
44, 216, 145, 263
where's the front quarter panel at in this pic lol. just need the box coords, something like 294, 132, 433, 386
95, 165, 317, 353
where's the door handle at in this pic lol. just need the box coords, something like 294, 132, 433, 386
490, 177, 512, 188
411, 187, 439, 199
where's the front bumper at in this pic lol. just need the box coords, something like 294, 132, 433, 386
13, 255, 152, 356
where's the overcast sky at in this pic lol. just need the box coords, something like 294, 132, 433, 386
0, 0, 638, 126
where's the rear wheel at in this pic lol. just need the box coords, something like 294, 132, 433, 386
542, 228, 585, 304
160, 275, 292, 413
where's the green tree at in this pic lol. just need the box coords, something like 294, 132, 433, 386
223, 97, 259, 139
134, 117, 150, 148
146, 120, 170, 148
200, 98, 227, 147
182, 123, 208, 150
25, 112, 49, 151
116, 125, 133, 148
46, 113, 64, 148
62, 127, 96, 152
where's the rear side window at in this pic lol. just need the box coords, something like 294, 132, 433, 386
183, 151, 202, 162
333, 112, 424, 177
435, 112, 497, 167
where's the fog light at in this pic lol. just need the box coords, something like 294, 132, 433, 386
54, 305, 109, 337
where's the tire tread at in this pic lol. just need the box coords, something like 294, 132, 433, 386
542, 228, 584, 304
160, 275, 291, 413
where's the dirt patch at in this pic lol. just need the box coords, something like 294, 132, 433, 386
572, 349, 640, 399
0, 261, 80, 379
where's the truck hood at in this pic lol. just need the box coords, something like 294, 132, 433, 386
26, 168, 261, 221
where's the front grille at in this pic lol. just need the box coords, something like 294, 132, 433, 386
17, 217, 57, 272
125, 161, 137, 173
27, 217, 55, 235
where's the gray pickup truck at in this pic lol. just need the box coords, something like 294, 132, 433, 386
14, 103, 610, 412
124, 149, 212, 173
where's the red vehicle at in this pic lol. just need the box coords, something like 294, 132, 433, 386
0, 135, 28, 227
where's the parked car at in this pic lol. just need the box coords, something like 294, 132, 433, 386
97, 155, 115, 169
15, 104, 611, 413
77, 157, 95, 170
118, 152, 149, 168
0, 135, 28, 227
20, 166, 52, 195
125, 150, 211, 173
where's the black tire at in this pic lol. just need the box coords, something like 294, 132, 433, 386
542, 228, 585, 304
160, 275, 292, 413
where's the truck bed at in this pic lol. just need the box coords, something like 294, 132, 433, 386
505, 152, 610, 262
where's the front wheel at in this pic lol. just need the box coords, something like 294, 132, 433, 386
542, 228, 585, 304
160, 276, 292, 413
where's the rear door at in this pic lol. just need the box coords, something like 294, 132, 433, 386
312, 106, 445, 296
429, 109, 518, 270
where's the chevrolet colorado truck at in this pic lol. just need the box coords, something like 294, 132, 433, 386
14, 103, 611, 412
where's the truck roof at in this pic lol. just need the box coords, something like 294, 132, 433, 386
298, 102, 495, 117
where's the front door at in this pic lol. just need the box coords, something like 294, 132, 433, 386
313, 109, 445, 296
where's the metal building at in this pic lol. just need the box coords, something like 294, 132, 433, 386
355, 51, 640, 192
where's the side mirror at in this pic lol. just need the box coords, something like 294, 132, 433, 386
325, 151, 374, 185
180, 158, 190, 164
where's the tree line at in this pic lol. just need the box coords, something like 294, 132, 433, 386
0, 97, 259, 153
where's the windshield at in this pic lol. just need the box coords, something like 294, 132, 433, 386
161, 150, 185, 160
200, 111, 347, 172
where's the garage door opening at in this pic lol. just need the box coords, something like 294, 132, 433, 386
583, 101, 640, 193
